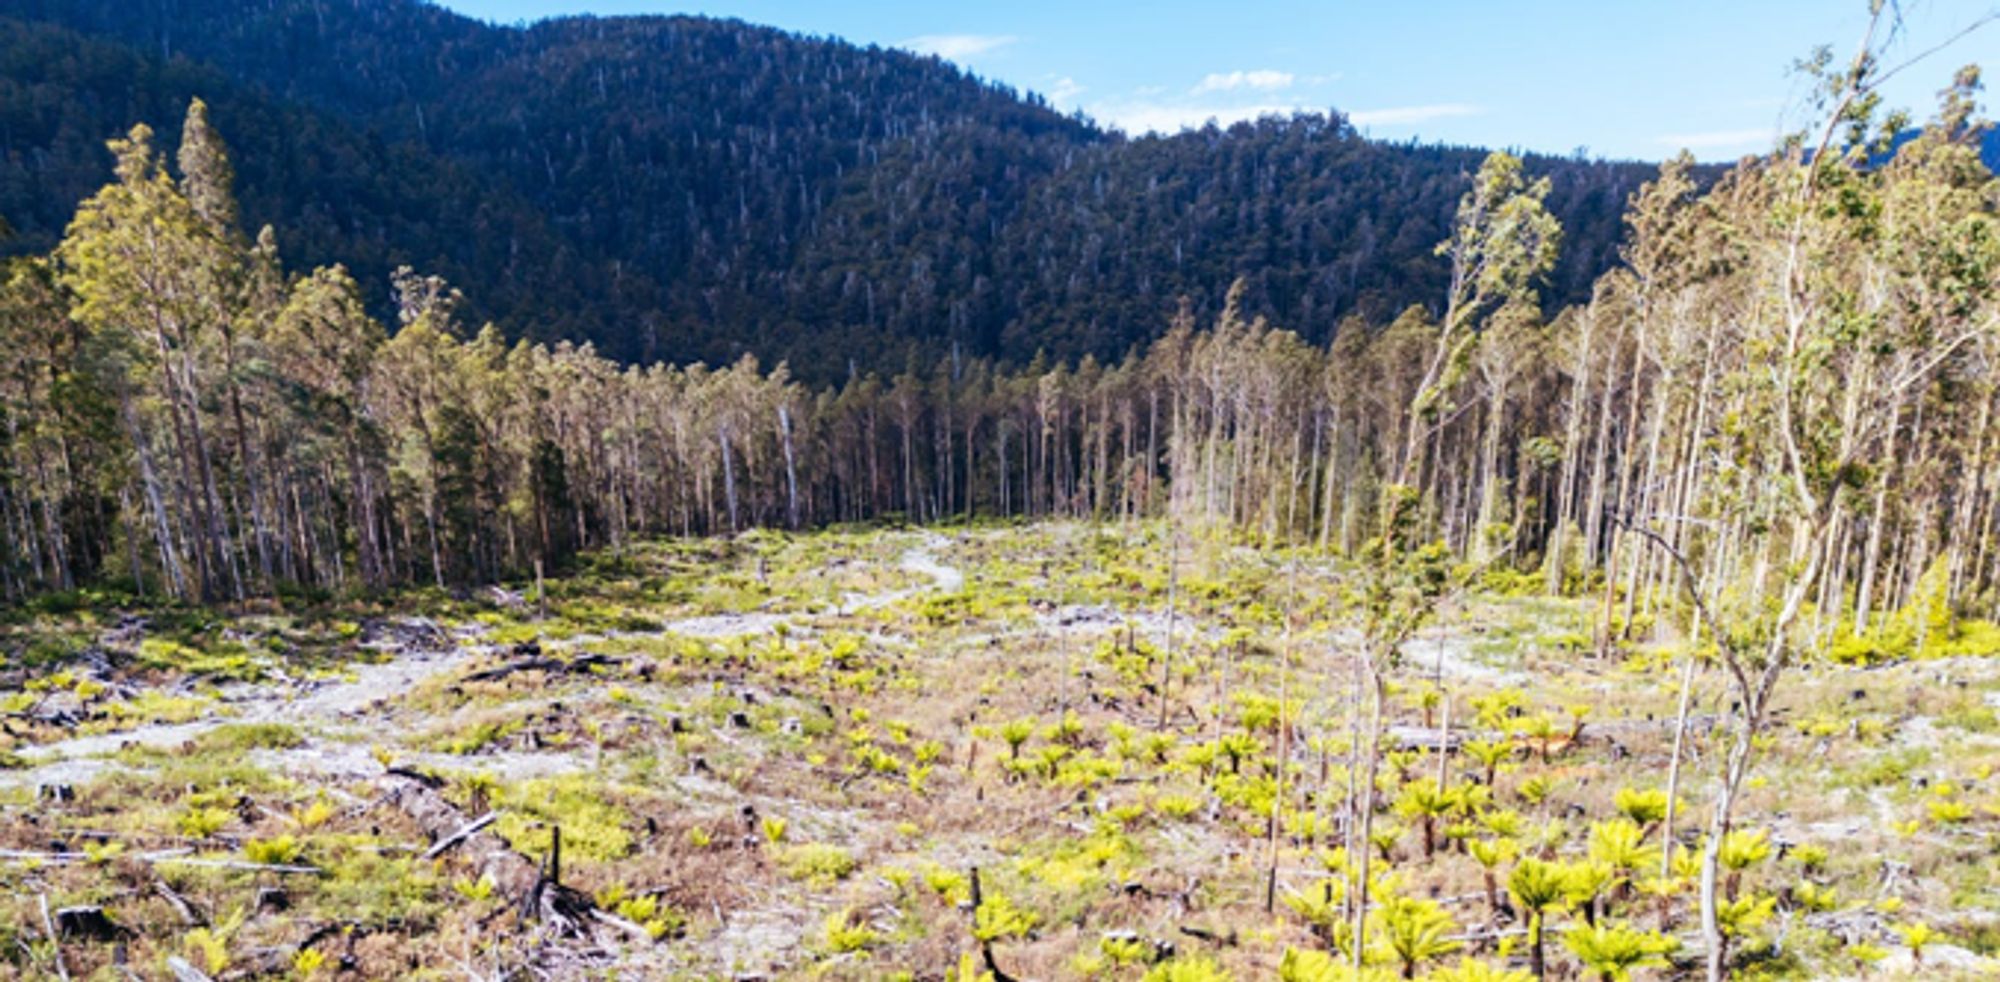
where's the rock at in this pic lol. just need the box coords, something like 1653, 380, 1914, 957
102, 615, 149, 646
1875, 943, 1992, 975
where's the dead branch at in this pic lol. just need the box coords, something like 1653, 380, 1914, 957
423, 811, 502, 860
37, 894, 70, 982
165, 956, 214, 982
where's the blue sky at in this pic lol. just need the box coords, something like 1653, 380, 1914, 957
435, 0, 2000, 161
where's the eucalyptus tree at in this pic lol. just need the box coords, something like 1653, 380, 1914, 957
269, 265, 390, 589
1346, 151, 1564, 971
1612, 30, 2000, 977
1399, 152, 1562, 489
57, 121, 245, 601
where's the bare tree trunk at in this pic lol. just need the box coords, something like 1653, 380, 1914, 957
718, 423, 739, 532
778, 405, 800, 529
1350, 664, 1387, 971
1660, 622, 1699, 878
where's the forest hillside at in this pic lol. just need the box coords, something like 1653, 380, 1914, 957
0, 0, 1687, 375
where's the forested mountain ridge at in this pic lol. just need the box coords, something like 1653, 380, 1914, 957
0, 0, 1671, 376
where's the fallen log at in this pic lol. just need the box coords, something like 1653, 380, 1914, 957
151, 857, 326, 876
154, 880, 203, 927
374, 771, 614, 940
0, 847, 217, 868
457, 652, 622, 685
1178, 925, 1239, 947
377, 771, 540, 901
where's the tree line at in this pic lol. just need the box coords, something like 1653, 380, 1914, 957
0, 71, 1994, 649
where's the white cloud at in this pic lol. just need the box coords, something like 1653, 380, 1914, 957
1093, 100, 1308, 135
1089, 75, 1479, 138
1655, 127, 1775, 151
1192, 69, 1296, 94
1047, 76, 1086, 104
898, 34, 1019, 61
1347, 103, 1481, 127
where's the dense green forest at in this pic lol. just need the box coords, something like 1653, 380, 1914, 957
0, 0, 1684, 375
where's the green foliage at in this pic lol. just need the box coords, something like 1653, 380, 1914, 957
452, 875, 497, 902
1586, 818, 1656, 873
1279, 879, 1339, 937
818, 909, 879, 954
1718, 828, 1773, 871
1714, 894, 1778, 937
103, 692, 212, 726
1140, 956, 1234, 982
1372, 894, 1462, 974
1508, 857, 1570, 916
244, 835, 303, 865
999, 718, 1037, 758
1611, 786, 1670, 826
1278, 947, 1399, 981
779, 843, 858, 884
177, 805, 232, 839
491, 777, 634, 862
1463, 738, 1515, 782
1793, 881, 1838, 913
973, 892, 1038, 943
1894, 921, 1939, 957
293, 947, 328, 977
1828, 558, 2000, 664
1099, 934, 1156, 967
1561, 921, 1677, 981
137, 638, 268, 681
948, 951, 997, 982
1425, 958, 1535, 982
923, 866, 971, 905
183, 925, 233, 976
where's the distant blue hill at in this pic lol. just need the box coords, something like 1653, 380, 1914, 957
1859, 125, 2000, 172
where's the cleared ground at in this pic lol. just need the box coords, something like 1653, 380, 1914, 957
2, 522, 1997, 980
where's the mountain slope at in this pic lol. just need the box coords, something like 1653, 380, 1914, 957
1, 0, 1667, 376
